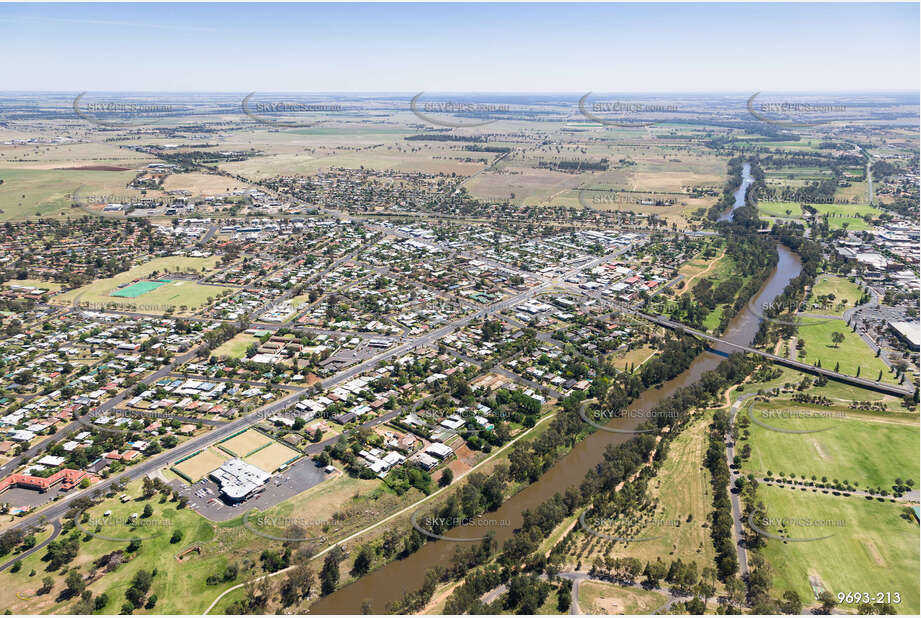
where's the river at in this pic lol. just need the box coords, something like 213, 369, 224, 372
718, 162, 753, 222
312, 174, 801, 614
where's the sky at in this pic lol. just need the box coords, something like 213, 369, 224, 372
1, 2, 918, 92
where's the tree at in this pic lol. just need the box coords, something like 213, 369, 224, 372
644, 559, 668, 586
686, 597, 706, 614
351, 545, 374, 577
39, 576, 54, 595
831, 331, 845, 348
65, 569, 85, 596
278, 564, 314, 607
781, 590, 802, 614
320, 546, 345, 595
439, 468, 454, 487
819, 591, 837, 614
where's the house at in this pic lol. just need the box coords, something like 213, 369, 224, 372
424, 442, 453, 460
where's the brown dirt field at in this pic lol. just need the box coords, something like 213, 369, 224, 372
57, 165, 132, 171
444, 443, 475, 478
862, 538, 887, 567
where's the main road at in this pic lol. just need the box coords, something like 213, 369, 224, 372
1, 244, 628, 538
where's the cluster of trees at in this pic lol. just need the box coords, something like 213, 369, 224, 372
754, 221, 825, 346
0, 527, 35, 557
123, 569, 156, 613
438, 351, 757, 615
704, 408, 740, 581
706, 157, 745, 220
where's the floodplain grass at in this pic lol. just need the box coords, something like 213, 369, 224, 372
804, 275, 864, 316
558, 414, 716, 571
756, 485, 919, 614
637, 414, 716, 566
611, 345, 657, 371
758, 201, 804, 219
173, 447, 230, 482
740, 401, 919, 489
732, 365, 910, 410
577, 580, 667, 615
794, 320, 896, 383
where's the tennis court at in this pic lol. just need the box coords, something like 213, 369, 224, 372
111, 279, 171, 298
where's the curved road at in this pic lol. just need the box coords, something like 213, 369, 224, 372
0, 520, 62, 573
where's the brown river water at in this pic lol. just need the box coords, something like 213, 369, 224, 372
313, 218, 801, 614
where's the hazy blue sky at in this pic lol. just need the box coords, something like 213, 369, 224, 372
1, 2, 918, 92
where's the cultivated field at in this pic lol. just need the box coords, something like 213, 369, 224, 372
0, 168, 139, 220
160, 172, 256, 196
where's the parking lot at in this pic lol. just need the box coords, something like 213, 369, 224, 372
172, 457, 331, 522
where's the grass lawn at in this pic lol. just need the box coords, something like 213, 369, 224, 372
795, 320, 895, 383
211, 333, 259, 359
812, 203, 880, 231
3, 279, 62, 292
577, 580, 667, 614
0, 480, 223, 615
56, 256, 229, 314
630, 413, 716, 566
732, 366, 910, 410
0, 168, 138, 220
740, 401, 919, 489
757, 202, 880, 231
756, 485, 919, 613
759, 201, 804, 219
804, 275, 864, 316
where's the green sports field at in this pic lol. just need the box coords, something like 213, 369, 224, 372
756, 485, 919, 613
741, 401, 919, 489
110, 279, 171, 298
57, 256, 229, 314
